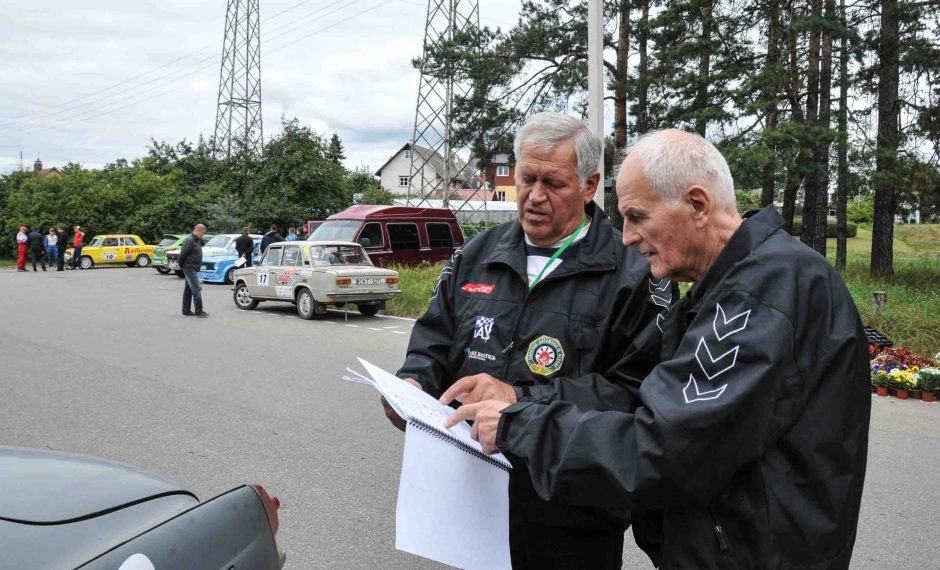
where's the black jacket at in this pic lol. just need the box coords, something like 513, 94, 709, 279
496, 207, 871, 569
398, 203, 674, 530
26, 230, 44, 252
56, 230, 68, 253
260, 231, 283, 253
177, 233, 203, 271
235, 234, 254, 257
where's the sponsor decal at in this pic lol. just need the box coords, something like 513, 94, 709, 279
466, 349, 497, 362
275, 285, 292, 298
461, 283, 496, 295
473, 315, 495, 342
525, 335, 565, 376
277, 272, 295, 285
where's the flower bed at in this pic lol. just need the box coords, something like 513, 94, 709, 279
870, 346, 939, 402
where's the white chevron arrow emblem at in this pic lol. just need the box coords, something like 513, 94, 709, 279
683, 373, 728, 403
649, 278, 671, 293
656, 312, 666, 332
713, 303, 751, 341
651, 292, 672, 308
694, 337, 738, 380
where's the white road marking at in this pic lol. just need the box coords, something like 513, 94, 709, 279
368, 327, 383, 331
393, 331, 407, 335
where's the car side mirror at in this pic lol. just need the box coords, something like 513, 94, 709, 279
358, 237, 372, 248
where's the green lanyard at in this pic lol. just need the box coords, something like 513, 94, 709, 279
528, 217, 588, 292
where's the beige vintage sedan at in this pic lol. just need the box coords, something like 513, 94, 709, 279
230, 241, 401, 318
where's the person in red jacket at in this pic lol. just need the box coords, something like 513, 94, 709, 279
70, 225, 85, 269
16, 226, 28, 272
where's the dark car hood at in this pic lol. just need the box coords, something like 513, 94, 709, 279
0, 447, 195, 523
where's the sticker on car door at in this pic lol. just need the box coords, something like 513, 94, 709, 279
258, 273, 269, 285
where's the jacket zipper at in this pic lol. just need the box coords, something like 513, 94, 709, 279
708, 507, 730, 552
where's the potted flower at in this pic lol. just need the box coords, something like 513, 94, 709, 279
917, 367, 940, 402
872, 371, 891, 397
889, 368, 917, 400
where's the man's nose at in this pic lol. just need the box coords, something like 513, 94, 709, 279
527, 182, 548, 203
622, 222, 640, 246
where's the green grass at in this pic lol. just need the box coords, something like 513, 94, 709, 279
0, 258, 15, 267
387, 225, 940, 355
386, 263, 443, 318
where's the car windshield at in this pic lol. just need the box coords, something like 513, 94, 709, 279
204, 235, 232, 248
89, 237, 103, 247
311, 220, 361, 242
158, 236, 178, 247
310, 245, 372, 266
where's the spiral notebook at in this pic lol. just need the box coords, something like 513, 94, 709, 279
345, 358, 511, 471
344, 358, 512, 569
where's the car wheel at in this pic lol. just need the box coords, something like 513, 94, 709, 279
155, 266, 170, 274
136, 255, 151, 267
174, 270, 184, 278
358, 303, 380, 317
224, 267, 235, 285
80, 256, 94, 270
296, 289, 317, 320
234, 283, 259, 310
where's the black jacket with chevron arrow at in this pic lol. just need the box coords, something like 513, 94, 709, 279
496, 206, 871, 570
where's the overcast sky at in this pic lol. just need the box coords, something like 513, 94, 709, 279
0, 0, 521, 175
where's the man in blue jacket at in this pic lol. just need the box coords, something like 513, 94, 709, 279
448, 129, 870, 569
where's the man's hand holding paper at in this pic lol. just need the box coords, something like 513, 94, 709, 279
439, 373, 518, 406
444, 400, 511, 455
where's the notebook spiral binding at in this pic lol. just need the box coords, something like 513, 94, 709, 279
409, 418, 511, 472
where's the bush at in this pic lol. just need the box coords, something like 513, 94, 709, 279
790, 219, 857, 238
385, 262, 444, 318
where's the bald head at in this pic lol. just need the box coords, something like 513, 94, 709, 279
618, 129, 736, 213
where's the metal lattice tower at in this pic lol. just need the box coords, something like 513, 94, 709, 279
214, 0, 263, 157
409, 0, 480, 207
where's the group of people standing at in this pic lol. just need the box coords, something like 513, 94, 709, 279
14, 225, 85, 272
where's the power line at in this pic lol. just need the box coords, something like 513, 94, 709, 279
0, 0, 337, 129
0, 0, 400, 140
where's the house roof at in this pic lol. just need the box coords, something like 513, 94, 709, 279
373, 143, 446, 177
35, 167, 60, 177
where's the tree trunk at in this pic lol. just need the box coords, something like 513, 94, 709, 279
610, 0, 632, 229
801, 0, 821, 251
636, 0, 651, 134
836, 0, 849, 271
782, 0, 804, 233
761, 0, 782, 207
693, 0, 714, 136
871, 0, 899, 279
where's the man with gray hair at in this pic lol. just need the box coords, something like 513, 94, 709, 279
178, 223, 209, 317
385, 112, 672, 567
447, 129, 871, 569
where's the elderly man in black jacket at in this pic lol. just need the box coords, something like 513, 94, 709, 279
448, 129, 870, 570
178, 224, 208, 317
387, 112, 673, 569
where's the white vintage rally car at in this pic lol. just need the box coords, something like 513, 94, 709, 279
231, 240, 401, 318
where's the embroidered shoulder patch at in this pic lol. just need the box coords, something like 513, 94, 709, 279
525, 335, 565, 376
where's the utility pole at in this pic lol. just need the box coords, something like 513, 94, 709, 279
409, 0, 479, 208
214, 0, 264, 158
587, 0, 605, 210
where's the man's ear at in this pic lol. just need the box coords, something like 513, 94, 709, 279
684, 186, 712, 226
581, 171, 601, 204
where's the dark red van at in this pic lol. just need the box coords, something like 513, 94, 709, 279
310, 205, 464, 267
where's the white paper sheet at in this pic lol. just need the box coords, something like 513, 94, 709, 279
397, 426, 511, 570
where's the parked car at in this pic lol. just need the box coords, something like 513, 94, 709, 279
310, 206, 463, 267
199, 239, 262, 284
65, 234, 156, 269
231, 240, 400, 318
201, 233, 263, 257
0, 446, 284, 569
152, 233, 214, 274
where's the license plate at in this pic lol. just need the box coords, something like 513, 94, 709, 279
354, 277, 382, 285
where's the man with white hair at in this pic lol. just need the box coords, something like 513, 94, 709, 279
386, 112, 672, 568
446, 129, 871, 568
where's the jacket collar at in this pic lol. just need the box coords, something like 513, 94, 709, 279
481, 202, 619, 283
689, 206, 783, 304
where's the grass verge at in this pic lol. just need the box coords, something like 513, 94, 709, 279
385, 263, 442, 318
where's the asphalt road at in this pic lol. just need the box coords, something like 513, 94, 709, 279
1, 266, 937, 569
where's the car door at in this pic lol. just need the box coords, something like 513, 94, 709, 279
99, 237, 121, 264
250, 245, 282, 298
120, 236, 140, 262
272, 245, 304, 300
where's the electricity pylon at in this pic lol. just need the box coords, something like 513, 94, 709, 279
409, 0, 480, 207
214, 0, 263, 158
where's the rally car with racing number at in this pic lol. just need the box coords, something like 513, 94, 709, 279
65, 234, 156, 269
231, 240, 401, 318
